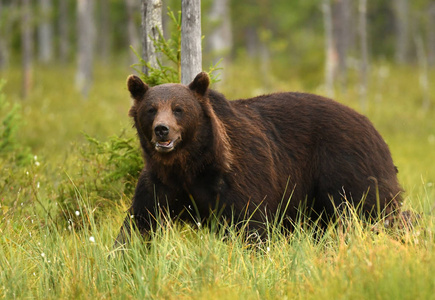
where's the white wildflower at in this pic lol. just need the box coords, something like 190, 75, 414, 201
89, 236, 95, 243
75, 211, 80, 216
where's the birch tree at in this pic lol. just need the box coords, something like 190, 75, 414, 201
126, 0, 140, 66
322, 0, 335, 97
0, 0, 14, 70
0, 1, 4, 69
141, 0, 162, 76
428, 1, 435, 66
58, 0, 70, 63
333, 0, 350, 88
208, 0, 232, 73
181, 0, 202, 85
38, 0, 53, 63
98, 0, 110, 62
22, 0, 33, 99
394, 0, 409, 64
358, 0, 368, 111
76, 0, 95, 97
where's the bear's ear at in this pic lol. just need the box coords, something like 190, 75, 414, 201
127, 75, 148, 101
188, 72, 210, 96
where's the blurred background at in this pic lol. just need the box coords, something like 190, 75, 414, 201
1, 0, 434, 96
0, 0, 434, 217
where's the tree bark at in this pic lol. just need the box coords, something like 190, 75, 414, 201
141, 0, 163, 76
358, 0, 368, 111
126, 0, 140, 66
393, 0, 409, 64
0, 0, 7, 69
332, 0, 350, 88
322, 0, 336, 97
207, 0, 232, 66
415, 36, 430, 111
38, 0, 53, 63
58, 0, 70, 63
245, 26, 258, 58
76, 0, 95, 97
428, 1, 435, 66
181, 0, 202, 85
98, 0, 111, 62
22, 0, 33, 99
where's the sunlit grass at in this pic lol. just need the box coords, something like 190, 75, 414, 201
1, 190, 434, 299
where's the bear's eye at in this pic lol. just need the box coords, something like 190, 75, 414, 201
147, 107, 157, 115
173, 107, 183, 115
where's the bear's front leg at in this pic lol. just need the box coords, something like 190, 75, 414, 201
113, 211, 134, 247
113, 171, 158, 248
113, 205, 157, 247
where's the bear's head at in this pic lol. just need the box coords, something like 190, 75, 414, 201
127, 72, 232, 172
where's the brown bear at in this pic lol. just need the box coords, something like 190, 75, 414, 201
115, 72, 402, 245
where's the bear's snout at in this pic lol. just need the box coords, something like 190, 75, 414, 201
154, 124, 170, 139
151, 117, 181, 153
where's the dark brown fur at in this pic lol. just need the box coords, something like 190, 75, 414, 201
115, 73, 402, 245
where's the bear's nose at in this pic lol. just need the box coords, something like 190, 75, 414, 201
154, 124, 170, 138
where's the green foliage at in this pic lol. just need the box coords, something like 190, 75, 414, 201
83, 131, 142, 195
132, 9, 181, 86
133, 7, 221, 86
51, 132, 143, 230
0, 80, 32, 164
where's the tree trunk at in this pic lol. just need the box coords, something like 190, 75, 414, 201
322, 0, 336, 97
358, 0, 368, 111
332, 0, 350, 88
58, 0, 70, 63
38, 0, 53, 63
245, 26, 258, 58
98, 0, 110, 62
141, 0, 163, 76
428, 1, 435, 66
76, 0, 95, 98
22, 0, 33, 99
415, 36, 430, 111
207, 0, 232, 67
0, 0, 7, 69
0, 1, 18, 70
394, 0, 409, 64
126, 0, 140, 66
181, 0, 202, 85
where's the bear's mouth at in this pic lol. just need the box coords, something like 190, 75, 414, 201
155, 138, 180, 153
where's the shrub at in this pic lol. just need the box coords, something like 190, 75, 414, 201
0, 80, 32, 164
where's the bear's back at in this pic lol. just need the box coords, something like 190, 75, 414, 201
221, 91, 400, 215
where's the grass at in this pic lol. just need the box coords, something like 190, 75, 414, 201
2, 196, 435, 299
1, 61, 435, 299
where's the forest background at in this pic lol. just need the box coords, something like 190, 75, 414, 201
0, 0, 435, 299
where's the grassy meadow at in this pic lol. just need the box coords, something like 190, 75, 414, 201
1, 62, 435, 299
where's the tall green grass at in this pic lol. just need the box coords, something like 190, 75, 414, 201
0, 62, 434, 298
1, 191, 434, 299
